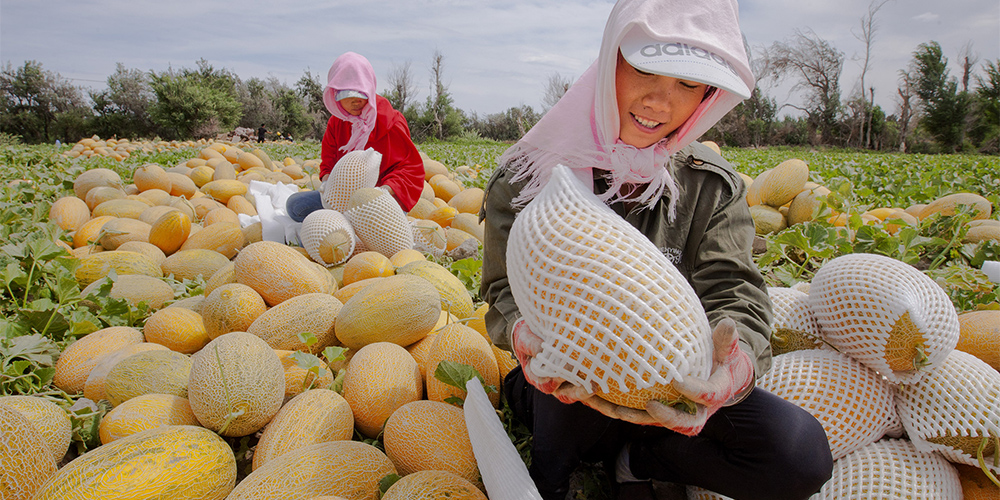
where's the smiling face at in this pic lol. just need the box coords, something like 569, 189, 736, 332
339, 97, 368, 116
615, 51, 708, 149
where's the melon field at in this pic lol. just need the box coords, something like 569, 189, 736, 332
1, 135, 998, 499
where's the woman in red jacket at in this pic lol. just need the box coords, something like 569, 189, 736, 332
286, 52, 424, 221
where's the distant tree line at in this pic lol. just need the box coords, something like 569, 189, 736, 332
2, 34, 997, 154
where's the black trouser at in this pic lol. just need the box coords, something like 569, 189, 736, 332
504, 366, 833, 500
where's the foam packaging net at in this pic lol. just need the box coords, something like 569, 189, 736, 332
506, 164, 712, 395
299, 209, 355, 267
809, 253, 960, 384
768, 286, 824, 354
894, 349, 1000, 474
410, 219, 446, 259
321, 148, 381, 212
759, 349, 897, 460
813, 439, 962, 499
344, 190, 414, 258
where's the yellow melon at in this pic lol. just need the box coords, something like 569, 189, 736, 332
201, 179, 248, 204
98, 393, 199, 444
188, 332, 284, 437
143, 306, 210, 354
76, 250, 163, 287
342, 342, 423, 437
405, 333, 438, 381
429, 174, 462, 202
234, 241, 331, 306
160, 248, 231, 281
48, 196, 91, 232
83, 342, 168, 402
91, 198, 150, 220
248, 293, 343, 353
72, 215, 114, 248
335, 274, 441, 350
133, 163, 172, 192
53, 326, 143, 394
84, 186, 127, 211
408, 198, 437, 220
104, 349, 193, 406
189, 197, 226, 220
276, 350, 336, 400
97, 217, 151, 250
203, 261, 236, 296
0, 396, 71, 463
189, 165, 215, 188
0, 402, 58, 500
73, 167, 123, 200
252, 389, 354, 470
166, 172, 198, 199
382, 470, 487, 500
390, 248, 427, 269
396, 260, 476, 320
955, 310, 1000, 370
427, 205, 459, 228
342, 251, 395, 286
178, 221, 244, 258
200, 283, 267, 340
331, 276, 383, 303
445, 227, 477, 252
467, 302, 489, 341
759, 159, 809, 208
451, 212, 485, 242
31, 425, 236, 500
447, 187, 485, 215
115, 241, 167, 267
918, 192, 992, 220
227, 441, 395, 500
492, 345, 517, 382
139, 204, 180, 225
201, 207, 241, 227
382, 400, 479, 485
227, 194, 257, 216
425, 324, 500, 408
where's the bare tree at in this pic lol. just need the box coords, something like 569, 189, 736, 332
542, 72, 573, 111
895, 68, 917, 152
853, 0, 892, 148
767, 29, 845, 144
385, 60, 417, 113
958, 42, 980, 93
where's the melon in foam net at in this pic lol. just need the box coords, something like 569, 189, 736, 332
506, 164, 713, 408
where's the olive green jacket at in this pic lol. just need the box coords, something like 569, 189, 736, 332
479, 141, 774, 376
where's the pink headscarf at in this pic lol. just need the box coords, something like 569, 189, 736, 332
323, 52, 379, 153
500, 0, 754, 216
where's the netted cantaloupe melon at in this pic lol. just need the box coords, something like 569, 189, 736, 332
382, 470, 487, 500
80, 273, 174, 309
342, 251, 395, 285
955, 310, 1000, 370
83, 342, 168, 402
759, 158, 809, 208
160, 248, 231, 281
98, 393, 199, 444
342, 342, 423, 438
406, 333, 438, 381
918, 192, 992, 220
0, 395, 71, 463
200, 283, 267, 340
300, 209, 356, 267
227, 440, 395, 500
148, 209, 191, 255
810, 439, 962, 499
73, 167, 123, 199
104, 349, 193, 406
425, 323, 500, 408
178, 221, 244, 258
133, 163, 172, 192
48, 195, 91, 232
344, 187, 415, 258
396, 259, 475, 320
234, 241, 331, 306
143, 305, 210, 354
322, 148, 381, 212
252, 388, 354, 470
0, 402, 58, 500
116, 240, 167, 267
75, 250, 163, 287
31, 425, 236, 500
383, 400, 479, 485
447, 187, 485, 215
247, 293, 343, 353
96, 217, 151, 251
335, 274, 441, 350
188, 332, 284, 437
53, 326, 143, 394
506, 164, 712, 409
767, 287, 825, 355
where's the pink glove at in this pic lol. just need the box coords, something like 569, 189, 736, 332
559, 318, 755, 436
511, 319, 584, 404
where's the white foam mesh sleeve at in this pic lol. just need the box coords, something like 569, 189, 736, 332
506, 164, 712, 395
894, 349, 1000, 474
321, 148, 381, 212
411, 219, 446, 259
758, 349, 897, 460
768, 286, 824, 352
344, 190, 414, 258
299, 209, 355, 267
808, 252, 960, 384
812, 439, 962, 499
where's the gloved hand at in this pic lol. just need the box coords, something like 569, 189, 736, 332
511, 319, 585, 404
559, 318, 755, 436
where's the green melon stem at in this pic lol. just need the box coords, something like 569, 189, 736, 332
978, 434, 1000, 488
659, 395, 698, 415
913, 344, 930, 371
214, 344, 244, 436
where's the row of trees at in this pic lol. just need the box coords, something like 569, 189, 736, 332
2, 32, 997, 153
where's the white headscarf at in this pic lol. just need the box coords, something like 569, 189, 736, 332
499, 0, 754, 217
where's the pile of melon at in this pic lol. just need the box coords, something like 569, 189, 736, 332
4, 147, 513, 500
740, 157, 997, 243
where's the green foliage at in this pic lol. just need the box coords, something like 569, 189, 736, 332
88, 63, 157, 140
911, 42, 970, 152
0, 60, 92, 144
433, 360, 497, 407
148, 59, 243, 140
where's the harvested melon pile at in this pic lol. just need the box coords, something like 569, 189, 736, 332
739, 154, 996, 243
13, 147, 509, 499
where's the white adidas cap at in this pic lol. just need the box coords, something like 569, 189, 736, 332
619, 26, 751, 99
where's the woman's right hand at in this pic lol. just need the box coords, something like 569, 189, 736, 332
511, 319, 587, 404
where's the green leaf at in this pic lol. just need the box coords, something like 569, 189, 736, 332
378, 473, 401, 494
296, 331, 318, 347
433, 360, 484, 390
323, 346, 347, 364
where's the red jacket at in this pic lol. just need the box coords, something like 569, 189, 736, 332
319, 95, 424, 212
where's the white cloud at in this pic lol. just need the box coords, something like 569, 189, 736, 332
913, 12, 940, 22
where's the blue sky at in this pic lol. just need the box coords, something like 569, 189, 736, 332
1, 0, 997, 117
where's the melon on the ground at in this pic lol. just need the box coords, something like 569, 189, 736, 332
83, 342, 169, 402
335, 274, 441, 350
342, 342, 423, 438
75, 250, 163, 287
103, 349, 193, 406
31, 425, 236, 500
276, 350, 336, 401
234, 241, 331, 306
252, 388, 355, 470
247, 293, 343, 353
98, 393, 199, 444
143, 306, 210, 354
53, 326, 143, 394
425, 323, 500, 408
382, 400, 479, 486
955, 310, 1000, 370
160, 248, 231, 281
188, 332, 284, 437
80, 273, 174, 310
49, 195, 91, 232
200, 283, 267, 340
396, 259, 475, 320
382, 470, 487, 500
0, 402, 58, 500
0, 395, 72, 463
